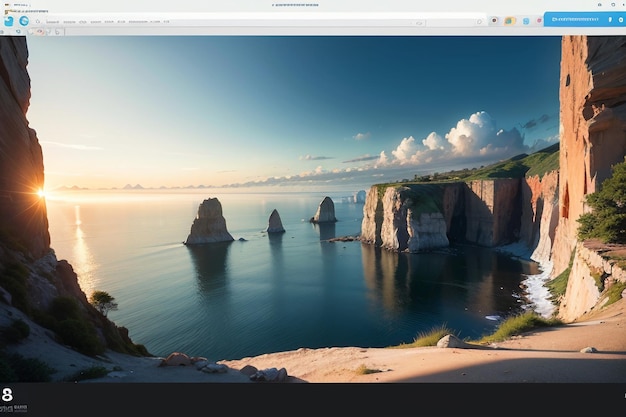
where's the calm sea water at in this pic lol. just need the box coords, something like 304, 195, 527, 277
45, 189, 539, 361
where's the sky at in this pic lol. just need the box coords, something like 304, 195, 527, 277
25, 36, 562, 192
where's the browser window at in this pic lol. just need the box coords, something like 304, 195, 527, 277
1, 1, 624, 416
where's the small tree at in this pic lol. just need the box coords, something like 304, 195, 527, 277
577, 158, 626, 244
89, 290, 118, 317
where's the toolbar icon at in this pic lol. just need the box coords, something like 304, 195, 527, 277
18, 15, 27, 26
504, 16, 516, 25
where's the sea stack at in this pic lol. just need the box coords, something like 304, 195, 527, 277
267, 209, 286, 233
184, 198, 234, 245
310, 196, 337, 223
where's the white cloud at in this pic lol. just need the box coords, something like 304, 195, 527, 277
381, 111, 527, 168
391, 136, 418, 164
353, 132, 371, 141
422, 132, 447, 151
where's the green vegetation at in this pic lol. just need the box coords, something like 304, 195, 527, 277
355, 364, 382, 375
465, 143, 559, 181
0, 319, 30, 344
0, 351, 55, 382
474, 311, 561, 344
577, 158, 626, 244
605, 281, 626, 306
377, 143, 559, 188
42, 296, 104, 357
393, 312, 561, 349
393, 323, 458, 348
546, 250, 575, 303
63, 366, 110, 382
89, 290, 118, 317
589, 267, 605, 292
0, 263, 30, 314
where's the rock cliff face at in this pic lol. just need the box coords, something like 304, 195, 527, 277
361, 179, 522, 252
184, 198, 235, 244
520, 171, 560, 263
552, 36, 626, 277
0, 37, 144, 360
550, 35, 626, 320
0, 37, 49, 259
361, 35, 626, 322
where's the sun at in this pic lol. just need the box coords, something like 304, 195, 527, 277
36, 188, 47, 198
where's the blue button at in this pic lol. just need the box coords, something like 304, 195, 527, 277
18, 15, 29, 26
3, 16, 14, 27
544, 11, 626, 26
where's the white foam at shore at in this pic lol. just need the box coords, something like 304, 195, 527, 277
495, 242, 557, 318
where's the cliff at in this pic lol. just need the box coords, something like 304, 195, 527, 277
0, 36, 49, 259
361, 179, 523, 252
0, 37, 147, 381
361, 35, 626, 323
549, 36, 626, 320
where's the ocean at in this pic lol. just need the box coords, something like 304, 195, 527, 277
44, 189, 541, 361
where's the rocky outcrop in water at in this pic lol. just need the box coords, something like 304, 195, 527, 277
267, 209, 285, 233
310, 196, 337, 223
185, 198, 234, 244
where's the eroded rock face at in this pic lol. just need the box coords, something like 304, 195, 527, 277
0, 37, 50, 259
267, 209, 285, 233
362, 180, 521, 253
184, 198, 234, 244
310, 196, 337, 223
553, 35, 626, 277
520, 170, 559, 264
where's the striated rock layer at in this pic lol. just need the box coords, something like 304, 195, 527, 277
185, 198, 234, 244
550, 35, 626, 320
361, 180, 521, 253
552, 35, 626, 277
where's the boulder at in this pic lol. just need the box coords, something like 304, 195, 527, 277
184, 198, 234, 245
310, 196, 337, 223
159, 352, 192, 367
436, 334, 474, 349
267, 209, 285, 233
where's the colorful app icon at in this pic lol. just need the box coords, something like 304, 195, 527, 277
3, 15, 13, 26
18, 15, 28, 26
504, 16, 516, 25
523, 17, 530, 25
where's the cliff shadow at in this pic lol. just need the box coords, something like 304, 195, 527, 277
185, 241, 232, 293
461, 179, 522, 247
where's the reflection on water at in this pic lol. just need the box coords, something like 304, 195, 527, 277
361, 243, 532, 337
313, 222, 336, 241
72, 216, 98, 297
186, 242, 232, 294
46, 192, 541, 356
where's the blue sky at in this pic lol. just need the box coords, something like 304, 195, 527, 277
26, 36, 561, 191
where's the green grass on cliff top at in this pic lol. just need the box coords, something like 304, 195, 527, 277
377, 142, 559, 188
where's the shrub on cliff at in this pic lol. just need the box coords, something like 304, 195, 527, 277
577, 159, 626, 243
89, 290, 118, 317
